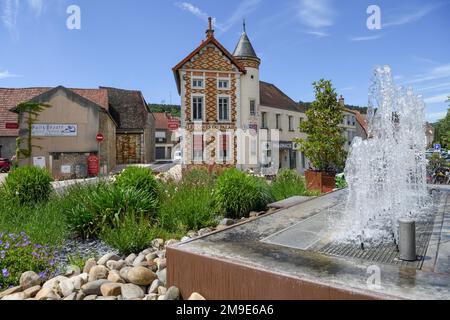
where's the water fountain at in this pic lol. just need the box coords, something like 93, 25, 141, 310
335, 66, 430, 246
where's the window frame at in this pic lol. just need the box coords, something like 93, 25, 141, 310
288, 115, 294, 131
250, 99, 256, 116
192, 95, 205, 122
217, 95, 231, 122
217, 78, 230, 90
192, 77, 205, 89
276, 114, 282, 131
217, 132, 232, 162
192, 133, 204, 162
261, 112, 268, 129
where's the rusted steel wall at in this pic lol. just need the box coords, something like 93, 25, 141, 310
167, 247, 383, 300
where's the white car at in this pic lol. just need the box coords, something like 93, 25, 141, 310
173, 150, 182, 162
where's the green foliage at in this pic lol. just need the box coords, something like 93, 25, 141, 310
148, 104, 181, 117
271, 169, 309, 201
296, 79, 347, 172
157, 168, 216, 234
213, 168, 274, 219
434, 105, 450, 149
335, 173, 347, 189
115, 167, 160, 202
62, 183, 157, 239
428, 153, 447, 171
67, 253, 89, 270
100, 214, 158, 255
3, 166, 53, 205
15, 102, 51, 165
0, 232, 56, 290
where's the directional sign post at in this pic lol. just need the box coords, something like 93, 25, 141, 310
434, 144, 441, 151
96, 133, 105, 176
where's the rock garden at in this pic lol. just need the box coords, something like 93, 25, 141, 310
0, 165, 317, 300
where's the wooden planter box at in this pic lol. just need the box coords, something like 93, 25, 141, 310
305, 170, 336, 193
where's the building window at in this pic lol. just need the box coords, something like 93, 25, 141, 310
193, 134, 203, 161
218, 79, 229, 89
352, 116, 356, 126
192, 78, 204, 88
218, 97, 230, 122
261, 112, 268, 129
192, 96, 203, 121
218, 133, 231, 161
289, 116, 294, 131
276, 114, 281, 130
347, 115, 352, 126
250, 100, 256, 116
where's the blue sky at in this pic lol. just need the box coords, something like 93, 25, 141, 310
0, 0, 449, 122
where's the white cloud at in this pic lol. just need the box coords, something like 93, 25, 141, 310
304, 30, 329, 38
424, 94, 449, 104
426, 110, 448, 122
408, 63, 450, 84
384, 4, 441, 28
1, 0, 19, 33
418, 82, 450, 92
0, 70, 20, 79
27, 0, 43, 16
349, 34, 382, 42
175, 0, 262, 33
298, 0, 335, 29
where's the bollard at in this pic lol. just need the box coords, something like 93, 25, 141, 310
398, 218, 416, 261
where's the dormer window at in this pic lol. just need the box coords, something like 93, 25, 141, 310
218, 79, 230, 90
192, 78, 204, 89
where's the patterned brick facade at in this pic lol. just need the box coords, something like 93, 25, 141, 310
177, 42, 242, 167
237, 59, 260, 69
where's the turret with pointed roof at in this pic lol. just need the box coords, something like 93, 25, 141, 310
233, 20, 260, 69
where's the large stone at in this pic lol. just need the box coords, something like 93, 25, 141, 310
76, 292, 85, 301
84, 295, 97, 300
19, 271, 41, 290
97, 252, 120, 266
158, 286, 167, 295
155, 258, 167, 271
125, 253, 137, 266
97, 296, 117, 300
121, 284, 144, 300
83, 258, 97, 274
119, 267, 131, 282
81, 279, 111, 296
148, 279, 163, 294
24, 285, 41, 298
64, 265, 81, 278
143, 293, 158, 300
59, 279, 75, 297
127, 266, 157, 286
2, 292, 27, 300
43, 276, 69, 294
64, 292, 77, 301
164, 239, 179, 247
156, 268, 167, 286
145, 252, 157, 263
88, 265, 109, 282
165, 286, 180, 300
151, 238, 164, 250
100, 283, 122, 297
107, 270, 125, 283
35, 287, 60, 300
0, 286, 21, 299
106, 260, 125, 271
188, 292, 206, 300
220, 218, 235, 226
132, 254, 146, 267
72, 273, 88, 290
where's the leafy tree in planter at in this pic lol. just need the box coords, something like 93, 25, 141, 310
15, 102, 51, 166
296, 79, 346, 172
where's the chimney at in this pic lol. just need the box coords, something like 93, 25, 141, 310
339, 95, 345, 106
206, 17, 214, 38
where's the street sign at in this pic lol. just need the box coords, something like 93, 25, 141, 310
96, 133, 105, 142
434, 144, 441, 151
168, 119, 180, 131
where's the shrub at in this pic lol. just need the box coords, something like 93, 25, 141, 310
3, 166, 52, 205
100, 213, 158, 254
335, 173, 347, 189
0, 231, 56, 290
213, 168, 274, 219
115, 167, 159, 201
62, 183, 157, 239
271, 169, 309, 201
157, 168, 216, 234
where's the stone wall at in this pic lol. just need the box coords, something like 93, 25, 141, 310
0, 136, 16, 159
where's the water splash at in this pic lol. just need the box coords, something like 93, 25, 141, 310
334, 66, 429, 245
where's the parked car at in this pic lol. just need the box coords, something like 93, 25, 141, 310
173, 150, 182, 162
0, 158, 11, 173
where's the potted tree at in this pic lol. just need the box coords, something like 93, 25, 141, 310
296, 79, 346, 193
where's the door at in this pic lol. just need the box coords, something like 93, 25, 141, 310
116, 134, 142, 164
155, 147, 165, 160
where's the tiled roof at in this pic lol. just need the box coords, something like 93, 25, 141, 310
101, 87, 150, 130
154, 112, 169, 130
233, 32, 259, 60
260, 81, 305, 113
0, 87, 109, 136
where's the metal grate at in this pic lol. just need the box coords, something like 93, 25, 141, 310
312, 214, 435, 269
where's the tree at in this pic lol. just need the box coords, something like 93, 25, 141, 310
434, 96, 450, 149
15, 102, 51, 166
295, 79, 346, 172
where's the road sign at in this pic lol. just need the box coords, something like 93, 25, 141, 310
168, 119, 180, 131
434, 144, 441, 151
96, 133, 105, 142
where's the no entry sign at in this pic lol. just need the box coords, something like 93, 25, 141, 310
96, 133, 105, 142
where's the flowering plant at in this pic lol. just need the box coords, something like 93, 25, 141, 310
0, 231, 56, 290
